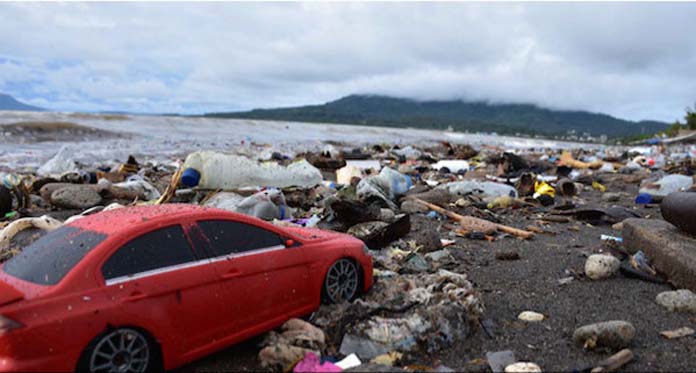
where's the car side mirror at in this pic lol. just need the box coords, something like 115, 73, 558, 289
285, 239, 295, 247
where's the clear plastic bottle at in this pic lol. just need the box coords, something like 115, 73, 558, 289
182, 151, 323, 189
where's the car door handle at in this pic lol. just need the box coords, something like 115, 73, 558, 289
124, 291, 148, 302
220, 269, 241, 279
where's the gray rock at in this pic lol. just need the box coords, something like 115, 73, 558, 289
622, 218, 696, 292
573, 320, 635, 349
655, 289, 696, 313
602, 192, 622, 202
39, 182, 74, 202
425, 249, 450, 262
379, 208, 396, 222
50, 185, 102, 209
29, 194, 48, 209
400, 199, 429, 214
486, 350, 516, 373
585, 254, 620, 280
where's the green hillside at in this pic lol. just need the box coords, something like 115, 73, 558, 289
206, 95, 667, 139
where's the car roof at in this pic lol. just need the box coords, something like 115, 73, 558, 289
68, 204, 245, 235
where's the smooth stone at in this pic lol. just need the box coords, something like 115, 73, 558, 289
505, 362, 542, 373
585, 254, 620, 280
602, 192, 622, 202
573, 320, 635, 350
50, 185, 102, 209
486, 350, 516, 373
400, 199, 429, 214
655, 289, 696, 313
518, 311, 545, 322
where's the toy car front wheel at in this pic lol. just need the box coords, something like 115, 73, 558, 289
78, 328, 156, 373
323, 258, 360, 303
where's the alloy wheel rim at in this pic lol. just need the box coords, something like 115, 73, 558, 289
326, 259, 358, 302
89, 329, 149, 372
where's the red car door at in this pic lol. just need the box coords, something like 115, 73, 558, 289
99, 224, 226, 358
194, 219, 312, 339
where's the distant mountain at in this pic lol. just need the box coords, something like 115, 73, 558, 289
0, 93, 44, 111
206, 94, 668, 139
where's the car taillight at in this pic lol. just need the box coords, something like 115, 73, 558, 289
0, 315, 22, 336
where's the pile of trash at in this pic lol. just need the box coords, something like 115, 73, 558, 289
1, 135, 695, 371
316, 269, 483, 361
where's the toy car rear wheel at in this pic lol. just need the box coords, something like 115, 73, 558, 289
78, 328, 158, 373
323, 258, 360, 303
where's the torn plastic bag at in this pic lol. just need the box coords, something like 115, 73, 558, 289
37, 145, 79, 177
357, 167, 412, 208
113, 175, 161, 201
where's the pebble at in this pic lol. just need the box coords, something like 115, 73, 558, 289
584, 254, 620, 280
573, 320, 635, 349
486, 350, 516, 373
424, 249, 450, 262
505, 362, 542, 373
400, 200, 429, 214
518, 311, 545, 322
655, 289, 696, 313
602, 192, 622, 202
496, 250, 520, 261
50, 185, 102, 209
379, 208, 395, 222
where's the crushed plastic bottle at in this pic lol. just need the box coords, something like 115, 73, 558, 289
235, 189, 293, 220
182, 151, 323, 189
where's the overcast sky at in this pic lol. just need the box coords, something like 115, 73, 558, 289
1, 2, 695, 121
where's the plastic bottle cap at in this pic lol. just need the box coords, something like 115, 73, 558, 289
181, 168, 201, 187
635, 193, 653, 204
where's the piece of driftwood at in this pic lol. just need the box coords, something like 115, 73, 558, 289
413, 198, 534, 239
590, 348, 634, 372
156, 166, 184, 205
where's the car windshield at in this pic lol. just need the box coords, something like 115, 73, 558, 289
3, 226, 107, 285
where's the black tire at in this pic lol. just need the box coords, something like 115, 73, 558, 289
322, 258, 361, 304
76, 327, 162, 373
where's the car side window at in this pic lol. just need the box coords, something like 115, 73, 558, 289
102, 225, 196, 282
197, 220, 284, 257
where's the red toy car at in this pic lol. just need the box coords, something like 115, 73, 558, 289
0, 204, 373, 372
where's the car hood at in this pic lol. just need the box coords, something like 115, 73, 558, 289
0, 280, 24, 307
284, 227, 344, 242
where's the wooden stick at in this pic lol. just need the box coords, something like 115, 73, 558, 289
591, 349, 633, 372
413, 198, 534, 239
496, 224, 535, 239
156, 165, 184, 205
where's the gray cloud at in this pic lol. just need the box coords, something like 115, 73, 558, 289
0, 2, 694, 121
